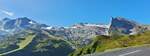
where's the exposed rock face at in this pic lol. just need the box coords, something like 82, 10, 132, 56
142, 25, 150, 31
0, 17, 43, 35
43, 23, 109, 47
3, 17, 41, 30
109, 17, 142, 35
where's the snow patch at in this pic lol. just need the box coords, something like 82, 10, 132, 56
29, 21, 35, 24
45, 26, 53, 30
84, 24, 109, 28
129, 28, 137, 35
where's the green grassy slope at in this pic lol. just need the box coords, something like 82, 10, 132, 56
3, 31, 74, 56
70, 31, 150, 56
0, 34, 36, 56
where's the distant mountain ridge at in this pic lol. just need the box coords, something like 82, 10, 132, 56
0, 17, 147, 35
0, 17, 148, 42
0, 17, 149, 56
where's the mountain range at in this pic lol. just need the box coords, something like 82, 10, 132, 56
0, 17, 149, 56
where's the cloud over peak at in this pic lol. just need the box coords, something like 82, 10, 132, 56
0, 9, 14, 16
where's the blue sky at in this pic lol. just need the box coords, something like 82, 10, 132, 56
0, 0, 150, 26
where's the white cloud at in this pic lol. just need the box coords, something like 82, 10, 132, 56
0, 9, 14, 16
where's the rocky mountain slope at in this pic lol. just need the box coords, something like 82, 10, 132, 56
109, 17, 144, 35
0, 17, 149, 56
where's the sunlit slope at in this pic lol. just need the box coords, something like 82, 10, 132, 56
70, 31, 150, 56
0, 34, 36, 56
2, 31, 74, 56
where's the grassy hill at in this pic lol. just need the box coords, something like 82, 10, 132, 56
2, 31, 74, 56
70, 31, 150, 56
0, 33, 36, 56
